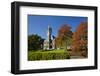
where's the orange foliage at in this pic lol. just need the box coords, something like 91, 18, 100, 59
58, 24, 72, 39
56, 24, 73, 48
72, 22, 88, 51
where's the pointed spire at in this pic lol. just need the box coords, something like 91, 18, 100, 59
48, 25, 50, 29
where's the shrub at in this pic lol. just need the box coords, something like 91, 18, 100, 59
81, 50, 88, 57
28, 50, 70, 61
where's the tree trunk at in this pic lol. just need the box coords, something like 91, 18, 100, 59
65, 41, 67, 52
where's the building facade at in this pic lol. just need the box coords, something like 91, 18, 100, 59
43, 26, 56, 50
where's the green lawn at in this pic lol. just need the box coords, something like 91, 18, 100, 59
28, 49, 70, 61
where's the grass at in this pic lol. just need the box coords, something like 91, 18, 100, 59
28, 49, 70, 61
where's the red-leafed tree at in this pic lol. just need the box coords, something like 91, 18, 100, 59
56, 24, 73, 51
72, 22, 88, 56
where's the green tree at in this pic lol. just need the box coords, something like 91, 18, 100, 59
28, 34, 44, 51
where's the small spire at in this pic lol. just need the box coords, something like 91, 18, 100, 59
48, 25, 50, 29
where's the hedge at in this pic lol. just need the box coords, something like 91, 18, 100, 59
28, 50, 70, 61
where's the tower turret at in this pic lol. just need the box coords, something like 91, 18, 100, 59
47, 25, 52, 49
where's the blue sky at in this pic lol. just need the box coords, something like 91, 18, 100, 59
28, 15, 87, 39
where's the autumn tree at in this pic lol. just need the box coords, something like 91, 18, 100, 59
72, 22, 88, 56
56, 24, 73, 51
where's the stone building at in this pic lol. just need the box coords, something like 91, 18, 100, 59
43, 26, 56, 50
